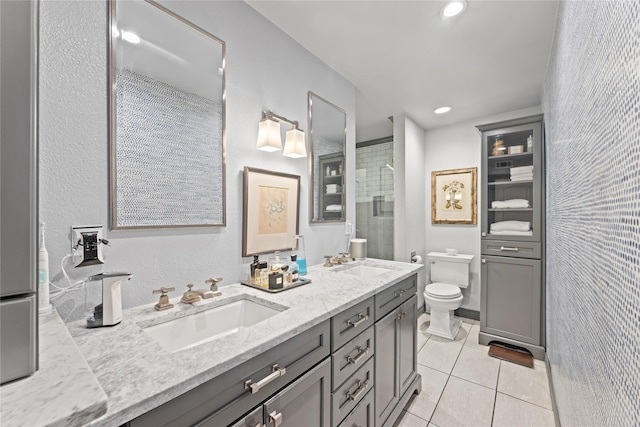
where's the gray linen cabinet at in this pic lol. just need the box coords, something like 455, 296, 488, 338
476, 115, 546, 360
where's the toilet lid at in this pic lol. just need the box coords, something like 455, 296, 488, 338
425, 282, 462, 299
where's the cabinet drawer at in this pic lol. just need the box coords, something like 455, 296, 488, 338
332, 326, 374, 391
263, 358, 331, 427
338, 388, 374, 427
132, 320, 330, 427
331, 357, 374, 426
331, 297, 374, 351
482, 240, 541, 259
374, 275, 416, 321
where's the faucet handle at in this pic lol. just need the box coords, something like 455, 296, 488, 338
205, 277, 223, 296
205, 277, 223, 290
323, 256, 333, 267
152, 287, 175, 311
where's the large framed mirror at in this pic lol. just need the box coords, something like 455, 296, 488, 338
308, 92, 347, 223
109, 0, 226, 229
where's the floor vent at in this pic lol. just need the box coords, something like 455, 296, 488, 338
488, 341, 534, 368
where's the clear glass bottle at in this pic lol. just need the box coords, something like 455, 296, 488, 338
289, 255, 300, 283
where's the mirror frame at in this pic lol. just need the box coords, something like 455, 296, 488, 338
108, 0, 226, 230
308, 91, 347, 224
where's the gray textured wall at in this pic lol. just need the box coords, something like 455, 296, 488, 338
543, 1, 640, 425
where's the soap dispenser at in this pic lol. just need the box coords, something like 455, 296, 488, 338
85, 272, 132, 328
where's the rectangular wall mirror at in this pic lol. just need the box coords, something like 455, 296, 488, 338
109, 0, 226, 229
308, 92, 347, 223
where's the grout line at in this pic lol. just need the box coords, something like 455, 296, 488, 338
495, 391, 555, 412
490, 360, 502, 426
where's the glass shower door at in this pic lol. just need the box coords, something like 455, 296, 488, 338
355, 139, 394, 260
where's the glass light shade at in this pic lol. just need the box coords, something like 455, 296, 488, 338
283, 128, 307, 158
256, 118, 282, 152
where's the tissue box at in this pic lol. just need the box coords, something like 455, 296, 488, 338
508, 145, 524, 154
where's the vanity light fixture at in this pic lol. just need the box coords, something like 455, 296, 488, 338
256, 110, 307, 158
434, 106, 452, 114
441, 0, 467, 18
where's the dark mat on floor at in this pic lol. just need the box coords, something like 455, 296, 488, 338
488, 343, 534, 368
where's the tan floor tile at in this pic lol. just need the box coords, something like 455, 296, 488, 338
462, 323, 489, 352
393, 410, 429, 427
430, 376, 495, 427
405, 365, 449, 421
493, 392, 555, 427
417, 332, 429, 353
497, 359, 552, 410
451, 346, 500, 389
417, 335, 463, 374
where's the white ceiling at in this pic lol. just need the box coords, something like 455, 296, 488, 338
247, 0, 559, 139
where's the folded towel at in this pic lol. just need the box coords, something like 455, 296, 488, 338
510, 175, 533, 182
489, 230, 534, 236
326, 204, 343, 212
490, 220, 531, 232
511, 170, 534, 177
511, 165, 533, 173
491, 199, 530, 209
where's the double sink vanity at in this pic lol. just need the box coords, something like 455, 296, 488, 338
1, 259, 423, 427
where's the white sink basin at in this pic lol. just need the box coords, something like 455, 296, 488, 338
337, 265, 391, 277
143, 297, 286, 353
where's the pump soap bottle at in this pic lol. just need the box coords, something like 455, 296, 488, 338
294, 235, 307, 276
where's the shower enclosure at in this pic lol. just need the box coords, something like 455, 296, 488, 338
355, 137, 394, 260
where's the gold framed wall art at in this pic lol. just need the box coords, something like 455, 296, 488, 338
431, 167, 477, 224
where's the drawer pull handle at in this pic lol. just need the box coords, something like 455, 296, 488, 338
500, 246, 519, 252
481, 259, 486, 264
394, 288, 407, 298
269, 410, 283, 427
245, 364, 287, 394
347, 313, 368, 328
347, 346, 370, 365
346, 380, 369, 401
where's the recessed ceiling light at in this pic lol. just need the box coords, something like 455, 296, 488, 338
121, 30, 141, 44
434, 106, 452, 114
441, 1, 467, 18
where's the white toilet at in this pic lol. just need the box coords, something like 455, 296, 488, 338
424, 252, 474, 340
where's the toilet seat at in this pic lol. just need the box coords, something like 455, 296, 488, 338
425, 282, 462, 299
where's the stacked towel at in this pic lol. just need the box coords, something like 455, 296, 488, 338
490, 220, 533, 236
510, 165, 533, 182
326, 184, 342, 194
326, 204, 343, 212
491, 199, 530, 209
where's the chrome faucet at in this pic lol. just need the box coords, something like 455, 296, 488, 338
205, 277, 223, 297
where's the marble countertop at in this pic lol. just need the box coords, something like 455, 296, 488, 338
3, 259, 422, 427
0, 310, 108, 427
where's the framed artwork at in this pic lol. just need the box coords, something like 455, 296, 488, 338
243, 167, 301, 256
431, 167, 477, 224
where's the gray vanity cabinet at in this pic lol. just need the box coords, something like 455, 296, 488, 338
374, 295, 417, 427
338, 388, 374, 427
477, 115, 546, 360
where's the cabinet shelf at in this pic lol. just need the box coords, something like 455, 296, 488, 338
489, 180, 533, 186
488, 208, 533, 212
488, 152, 533, 160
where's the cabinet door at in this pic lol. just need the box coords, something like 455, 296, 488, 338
480, 119, 543, 242
263, 358, 331, 427
231, 405, 263, 427
374, 307, 399, 426
398, 296, 417, 397
480, 256, 541, 345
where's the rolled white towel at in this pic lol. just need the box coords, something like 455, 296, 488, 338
491, 199, 530, 209
490, 220, 531, 232
489, 230, 533, 236
326, 204, 343, 212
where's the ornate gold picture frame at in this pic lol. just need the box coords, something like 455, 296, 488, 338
431, 167, 477, 224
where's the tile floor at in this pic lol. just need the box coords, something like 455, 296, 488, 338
394, 314, 556, 427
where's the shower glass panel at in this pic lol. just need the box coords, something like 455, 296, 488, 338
355, 138, 394, 260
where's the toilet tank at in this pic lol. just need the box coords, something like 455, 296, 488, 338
428, 252, 474, 288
